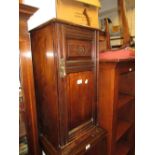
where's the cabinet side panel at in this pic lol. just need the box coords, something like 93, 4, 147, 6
19, 7, 42, 154
98, 63, 117, 155
31, 24, 59, 149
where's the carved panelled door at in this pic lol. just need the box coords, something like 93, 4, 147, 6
67, 71, 95, 133
57, 23, 98, 144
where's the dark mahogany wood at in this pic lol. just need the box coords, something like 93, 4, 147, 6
98, 58, 135, 155
30, 20, 107, 155
66, 39, 92, 59
41, 127, 107, 155
19, 4, 42, 155
30, 23, 60, 149
67, 71, 94, 131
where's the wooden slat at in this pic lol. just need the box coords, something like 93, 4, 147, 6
116, 121, 131, 142
118, 93, 134, 109
116, 142, 130, 155
118, 0, 131, 46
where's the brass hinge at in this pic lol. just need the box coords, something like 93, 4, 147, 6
59, 58, 66, 78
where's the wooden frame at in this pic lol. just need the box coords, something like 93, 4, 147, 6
118, 0, 131, 46
19, 4, 42, 155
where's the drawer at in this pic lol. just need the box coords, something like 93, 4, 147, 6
66, 39, 92, 60
63, 24, 95, 61
118, 62, 135, 74
61, 127, 107, 155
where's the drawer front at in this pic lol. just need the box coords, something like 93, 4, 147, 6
63, 24, 95, 61
84, 139, 106, 155
118, 61, 135, 74
67, 39, 92, 59
61, 128, 106, 155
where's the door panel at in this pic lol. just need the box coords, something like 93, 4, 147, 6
66, 39, 92, 60
67, 71, 94, 131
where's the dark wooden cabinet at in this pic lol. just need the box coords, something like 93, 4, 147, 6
30, 20, 107, 155
19, 4, 41, 155
98, 58, 135, 155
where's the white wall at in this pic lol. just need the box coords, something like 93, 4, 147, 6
125, 0, 135, 36
23, 0, 56, 30
99, 0, 120, 26
100, 0, 118, 12
99, 0, 135, 36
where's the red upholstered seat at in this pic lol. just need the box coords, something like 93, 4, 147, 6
99, 49, 135, 61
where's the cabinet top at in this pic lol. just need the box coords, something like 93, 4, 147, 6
19, 4, 38, 19
30, 18, 100, 32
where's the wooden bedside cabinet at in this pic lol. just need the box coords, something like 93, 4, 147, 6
99, 58, 135, 155
30, 20, 107, 155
